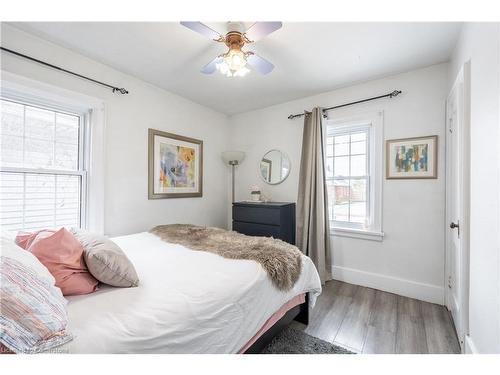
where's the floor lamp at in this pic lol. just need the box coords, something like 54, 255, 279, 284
221, 151, 245, 203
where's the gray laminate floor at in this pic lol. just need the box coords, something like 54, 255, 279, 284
291, 280, 461, 354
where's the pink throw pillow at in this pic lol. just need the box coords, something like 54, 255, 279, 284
26, 228, 99, 296
15, 229, 56, 250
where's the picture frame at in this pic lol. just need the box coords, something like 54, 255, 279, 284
386, 135, 438, 179
148, 128, 203, 199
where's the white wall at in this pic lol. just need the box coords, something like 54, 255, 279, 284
1, 24, 230, 236
449, 23, 500, 354
229, 64, 449, 304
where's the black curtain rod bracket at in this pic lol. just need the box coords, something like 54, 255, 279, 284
287, 90, 402, 120
0, 47, 129, 95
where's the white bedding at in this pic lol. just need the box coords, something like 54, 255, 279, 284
59, 232, 322, 353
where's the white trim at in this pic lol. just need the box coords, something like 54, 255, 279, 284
1, 71, 106, 234
332, 265, 444, 304
85, 107, 105, 234
0, 166, 85, 176
324, 111, 384, 236
79, 112, 89, 231
498, 23, 500, 356
465, 335, 478, 354
0, 96, 88, 230
331, 227, 384, 241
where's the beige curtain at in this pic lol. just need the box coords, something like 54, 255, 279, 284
296, 107, 332, 284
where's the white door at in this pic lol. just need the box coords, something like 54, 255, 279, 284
445, 64, 470, 352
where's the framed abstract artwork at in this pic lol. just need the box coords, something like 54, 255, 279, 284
386, 135, 438, 179
148, 129, 203, 199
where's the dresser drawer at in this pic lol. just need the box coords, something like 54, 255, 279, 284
233, 221, 281, 239
232, 206, 281, 225
232, 202, 296, 245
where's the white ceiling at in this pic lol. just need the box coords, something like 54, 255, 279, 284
10, 22, 461, 115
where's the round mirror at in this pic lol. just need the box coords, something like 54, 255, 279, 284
259, 149, 291, 185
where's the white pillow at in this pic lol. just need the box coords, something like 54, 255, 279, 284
1, 229, 16, 241
0, 234, 56, 286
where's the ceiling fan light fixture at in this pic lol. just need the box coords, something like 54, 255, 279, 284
216, 61, 230, 75
216, 62, 250, 78
224, 49, 247, 71
216, 49, 250, 77
181, 21, 280, 77
233, 66, 250, 77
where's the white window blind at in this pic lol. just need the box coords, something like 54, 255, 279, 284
325, 125, 370, 229
0, 98, 86, 231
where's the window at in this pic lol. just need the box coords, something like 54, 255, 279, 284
0, 98, 87, 231
324, 112, 383, 240
326, 126, 369, 226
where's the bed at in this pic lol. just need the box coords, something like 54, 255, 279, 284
57, 231, 322, 353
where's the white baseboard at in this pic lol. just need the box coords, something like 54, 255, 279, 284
464, 335, 477, 354
332, 266, 444, 304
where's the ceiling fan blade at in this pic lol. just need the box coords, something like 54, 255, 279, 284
245, 22, 282, 41
201, 56, 223, 74
247, 53, 275, 75
180, 22, 222, 40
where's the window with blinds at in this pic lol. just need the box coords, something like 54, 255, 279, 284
0, 98, 86, 232
325, 125, 370, 229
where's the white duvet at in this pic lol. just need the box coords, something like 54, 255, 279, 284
59, 232, 322, 353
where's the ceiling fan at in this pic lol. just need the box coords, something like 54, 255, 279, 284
180, 21, 282, 77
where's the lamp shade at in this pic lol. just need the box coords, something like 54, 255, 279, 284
221, 151, 245, 165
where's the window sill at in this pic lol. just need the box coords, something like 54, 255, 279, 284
330, 227, 384, 242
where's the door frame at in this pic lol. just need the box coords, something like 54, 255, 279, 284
445, 62, 471, 352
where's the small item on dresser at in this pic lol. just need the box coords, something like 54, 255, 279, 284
70, 229, 139, 287
15, 228, 99, 296
250, 184, 262, 201
0, 237, 73, 353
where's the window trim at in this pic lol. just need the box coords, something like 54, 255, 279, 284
0, 97, 89, 230
331, 226, 384, 241
1, 71, 105, 233
324, 111, 384, 241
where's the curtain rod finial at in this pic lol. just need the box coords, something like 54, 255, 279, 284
113, 88, 129, 95
390, 90, 402, 97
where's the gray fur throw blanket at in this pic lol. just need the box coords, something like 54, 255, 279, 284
149, 224, 302, 291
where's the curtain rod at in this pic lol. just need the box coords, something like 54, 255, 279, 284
287, 90, 402, 120
0, 47, 129, 95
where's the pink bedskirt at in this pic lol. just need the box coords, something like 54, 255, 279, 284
238, 293, 306, 353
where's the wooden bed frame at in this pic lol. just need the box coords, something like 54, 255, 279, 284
244, 293, 309, 354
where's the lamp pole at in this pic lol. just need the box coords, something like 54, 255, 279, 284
222, 151, 244, 203
229, 160, 238, 203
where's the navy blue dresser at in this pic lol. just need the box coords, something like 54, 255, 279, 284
232, 201, 296, 245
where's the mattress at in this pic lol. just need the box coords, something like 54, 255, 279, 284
58, 232, 322, 353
